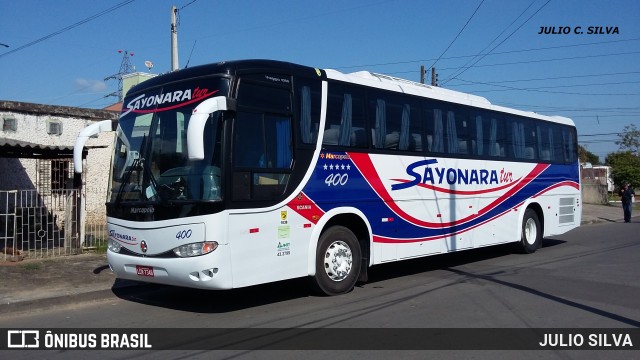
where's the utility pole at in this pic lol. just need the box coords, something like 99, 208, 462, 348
420, 65, 425, 84
171, 5, 179, 71
431, 67, 438, 87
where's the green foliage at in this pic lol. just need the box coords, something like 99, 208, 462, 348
605, 151, 640, 188
616, 124, 640, 156
578, 145, 600, 165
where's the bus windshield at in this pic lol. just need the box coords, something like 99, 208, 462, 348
110, 78, 229, 203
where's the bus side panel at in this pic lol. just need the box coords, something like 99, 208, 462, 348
228, 207, 311, 288
290, 152, 580, 264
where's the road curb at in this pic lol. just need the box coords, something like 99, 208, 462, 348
0, 281, 151, 315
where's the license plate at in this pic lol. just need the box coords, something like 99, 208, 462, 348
136, 265, 155, 277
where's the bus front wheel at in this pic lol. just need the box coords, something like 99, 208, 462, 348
520, 208, 541, 253
312, 226, 361, 296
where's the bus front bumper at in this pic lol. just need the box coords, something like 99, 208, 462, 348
107, 244, 233, 290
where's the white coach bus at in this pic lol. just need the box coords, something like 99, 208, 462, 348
74, 60, 581, 295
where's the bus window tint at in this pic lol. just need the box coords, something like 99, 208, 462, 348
297, 81, 321, 144
368, 92, 421, 152
323, 84, 366, 148
423, 102, 463, 155
233, 112, 292, 200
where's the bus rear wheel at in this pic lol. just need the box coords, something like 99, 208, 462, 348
519, 208, 541, 253
312, 226, 361, 296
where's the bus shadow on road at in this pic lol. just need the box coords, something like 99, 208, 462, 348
110, 276, 313, 313
364, 238, 566, 285
110, 238, 567, 313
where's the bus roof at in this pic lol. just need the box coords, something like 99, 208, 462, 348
324, 68, 575, 127
126, 59, 574, 127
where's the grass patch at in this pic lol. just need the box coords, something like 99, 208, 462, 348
20, 262, 42, 271
94, 241, 108, 254
83, 238, 108, 254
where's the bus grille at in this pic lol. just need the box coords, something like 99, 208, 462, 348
558, 197, 575, 224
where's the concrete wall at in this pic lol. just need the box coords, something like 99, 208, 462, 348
581, 182, 609, 205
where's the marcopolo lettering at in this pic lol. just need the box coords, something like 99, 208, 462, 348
130, 207, 154, 214
391, 159, 500, 191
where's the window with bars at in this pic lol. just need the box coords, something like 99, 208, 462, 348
37, 159, 74, 192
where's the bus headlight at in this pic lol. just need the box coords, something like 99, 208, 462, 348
107, 239, 122, 253
173, 241, 218, 257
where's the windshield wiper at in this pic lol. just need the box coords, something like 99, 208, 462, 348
114, 134, 146, 206
114, 157, 141, 206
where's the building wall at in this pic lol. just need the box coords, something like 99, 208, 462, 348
84, 141, 114, 224
0, 158, 37, 190
0, 101, 117, 225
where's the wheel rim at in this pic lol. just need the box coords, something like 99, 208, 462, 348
323, 240, 353, 282
524, 218, 537, 245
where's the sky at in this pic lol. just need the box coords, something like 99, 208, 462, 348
1, 0, 639, 162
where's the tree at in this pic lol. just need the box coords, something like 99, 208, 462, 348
616, 124, 640, 156
578, 145, 600, 165
605, 151, 640, 188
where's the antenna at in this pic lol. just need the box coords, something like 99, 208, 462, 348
104, 50, 135, 101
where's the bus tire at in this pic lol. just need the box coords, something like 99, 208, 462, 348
519, 208, 541, 254
312, 226, 361, 296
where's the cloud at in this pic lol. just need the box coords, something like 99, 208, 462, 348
75, 78, 108, 92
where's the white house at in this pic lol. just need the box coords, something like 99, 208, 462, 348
0, 100, 117, 258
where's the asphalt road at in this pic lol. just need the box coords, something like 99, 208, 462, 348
1, 219, 639, 359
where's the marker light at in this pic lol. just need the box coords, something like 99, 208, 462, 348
173, 241, 218, 257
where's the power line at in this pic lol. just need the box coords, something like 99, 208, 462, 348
427, 0, 485, 71
437, 50, 640, 71
572, 114, 640, 118
334, 37, 640, 70
423, 77, 640, 96
179, 0, 200, 10
455, 71, 640, 85
580, 139, 621, 144
499, 102, 640, 112
442, 0, 553, 84
0, 0, 136, 59
451, 78, 640, 92
385, 50, 640, 77
440, 0, 538, 84
579, 133, 624, 137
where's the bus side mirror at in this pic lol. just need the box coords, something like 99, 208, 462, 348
73, 119, 114, 173
187, 96, 235, 160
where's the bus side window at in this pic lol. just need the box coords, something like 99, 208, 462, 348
297, 82, 321, 145
322, 92, 343, 145
368, 92, 421, 152
234, 78, 294, 201
323, 83, 366, 148
423, 103, 445, 154
233, 112, 292, 200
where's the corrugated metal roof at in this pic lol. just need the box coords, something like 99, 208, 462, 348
0, 138, 75, 158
